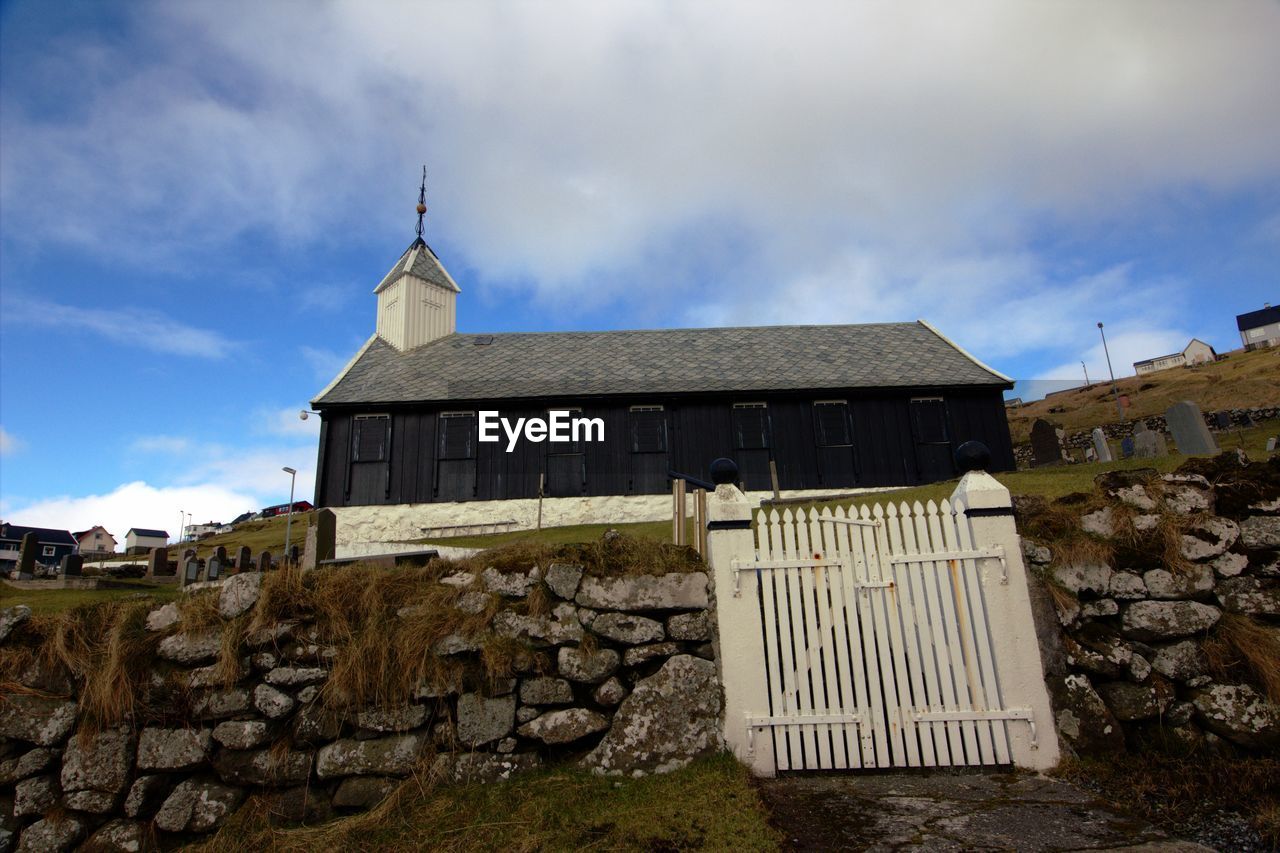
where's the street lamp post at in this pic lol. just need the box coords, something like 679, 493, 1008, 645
1097, 322, 1123, 420
177, 510, 184, 546
1081, 361, 1091, 389
282, 467, 297, 564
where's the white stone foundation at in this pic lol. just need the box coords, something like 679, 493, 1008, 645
330, 487, 896, 554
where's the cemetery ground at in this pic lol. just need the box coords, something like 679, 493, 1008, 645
1007, 345, 1280, 445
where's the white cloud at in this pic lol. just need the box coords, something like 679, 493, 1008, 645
130, 435, 192, 454
4, 481, 258, 545
1, 0, 1276, 371
0, 295, 236, 359
0, 426, 22, 456
300, 345, 356, 382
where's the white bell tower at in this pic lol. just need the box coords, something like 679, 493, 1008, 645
374, 167, 461, 351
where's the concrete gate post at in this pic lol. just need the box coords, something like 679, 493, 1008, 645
705, 474, 777, 778
951, 470, 1061, 771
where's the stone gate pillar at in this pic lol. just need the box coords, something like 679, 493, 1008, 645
951, 455, 1061, 771
704, 459, 776, 777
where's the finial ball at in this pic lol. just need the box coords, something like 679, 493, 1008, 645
710, 457, 739, 485
955, 441, 991, 474
416, 203, 427, 214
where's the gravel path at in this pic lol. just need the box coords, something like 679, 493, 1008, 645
757, 771, 1215, 851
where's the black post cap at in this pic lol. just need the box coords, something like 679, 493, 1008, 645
955, 441, 991, 474
709, 457, 739, 485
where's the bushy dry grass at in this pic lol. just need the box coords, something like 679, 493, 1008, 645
0, 599, 161, 732
1204, 613, 1280, 704
1059, 753, 1280, 847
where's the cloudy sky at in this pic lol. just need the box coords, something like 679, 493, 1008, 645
1, 0, 1277, 542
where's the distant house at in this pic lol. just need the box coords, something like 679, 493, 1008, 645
1133, 338, 1217, 376
73, 526, 118, 557
259, 501, 313, 518
186, 522, 221, 540
1004, 397, 1023, 409
125, 528, 170, 554
0, 522, 78, 571
1237, 304, 1280, 350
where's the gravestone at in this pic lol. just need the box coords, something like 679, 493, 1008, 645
17, 532, 38, 579
257, 551, 272, 572
58, 554, 83, 577
1133, 422, 1159, 459
214, 545, 227, 565
1030, 419, 1065, 467
236, 546, 253, 572
147, 546, 169, 578
181, 559, 201, 588
1084, 446, 1097, 462
289, 545, 300, 565
1091, 427, 1113, 463
183, 548, 196, 563
1120, 436, 1135, 459
1166, 400, 1218, 456
1214, 411, 1232, 430
206, 556, 222, 582
1242, 412, 1256, 428
1266, 436, 1277, 453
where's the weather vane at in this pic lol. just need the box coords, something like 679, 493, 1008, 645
415, 165, 427, 239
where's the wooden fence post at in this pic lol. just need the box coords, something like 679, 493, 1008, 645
672, 478, 687, 546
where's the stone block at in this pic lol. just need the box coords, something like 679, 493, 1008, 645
1192, 684, 1280, 750
1121, 600, 1221, 641
212, 748, 313, 786
545, 563, 584, 599
315, 734, 427, 779
1241, 516, 1280, 550
519, 677, 575, 705
575, 572, 709, 611
61, 726, 134, 794
355, 705, 428, 733
517, 708, 609, 744
0, 694, 76, 746
254, 683, 296, 719
557, 646, 621, 683
154, 778, 245, 833
455, 694, 516, 746
591, 612, 664, 644
219, 571, 262, 619
1141, 566, 1214, 600
666, 611, 712, 641
333, 775, 398, 810
158, 629, 222, 665
584, 655, 722, 775
136, 727, 212, 772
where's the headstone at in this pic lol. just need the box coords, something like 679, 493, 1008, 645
236, 546, 253, 572
181, 559, 201, 588
214, 545, 227, 565
1266, 436, 1277, 453
1242, 412, 1257, 428
289, 545, 300, 565
1120, 436, 1135, 459
257, 551, 272, 572
183, 548, 196, 563
1133, 422, 1160, 459
1166, 401, 1218, 456
1214, 411, 1232, 430
16, 532, 38, 579
58, 554, 83, 577
1030, 419, 1065, 467
206, 557, 222, 582
1091, 427, 1113, 463
147, 546, 169, 578
310, 509, 337, 571
1084, 446, 1097, 462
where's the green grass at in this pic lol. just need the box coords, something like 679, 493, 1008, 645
194, 752, 782, 852
0, 579, 180, 616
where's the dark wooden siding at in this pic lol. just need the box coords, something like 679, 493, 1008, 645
313, 387, 1015, 507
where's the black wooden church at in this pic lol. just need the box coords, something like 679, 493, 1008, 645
311, 209, 1015, 508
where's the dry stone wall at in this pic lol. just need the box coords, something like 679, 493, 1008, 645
1022, 455, 1280, 758
0, 560, 722, 851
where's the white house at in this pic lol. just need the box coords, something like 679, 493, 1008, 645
73, 526, 117, 556
125, 528, 170, 554
1133, 338, 1217, 376
1237, 304, 1280, 350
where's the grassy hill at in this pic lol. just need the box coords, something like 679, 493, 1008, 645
1007, 346, 1280, 445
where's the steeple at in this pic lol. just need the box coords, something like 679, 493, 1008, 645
374, 167, 461, 352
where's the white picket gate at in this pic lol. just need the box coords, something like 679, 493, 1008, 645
708, 471, 1059, 775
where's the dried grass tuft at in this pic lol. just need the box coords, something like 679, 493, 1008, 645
1204, 613, 1280, 704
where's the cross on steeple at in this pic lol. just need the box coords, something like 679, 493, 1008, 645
415, 165, 427, 239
